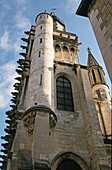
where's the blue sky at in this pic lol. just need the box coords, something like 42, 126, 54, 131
0, 0, 111, 157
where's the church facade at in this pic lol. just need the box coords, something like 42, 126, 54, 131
0, 12, 111, 170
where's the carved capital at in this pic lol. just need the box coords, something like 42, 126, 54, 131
23, 107, 57, 134
49, 113, 57, 128
23, 111, 36, 134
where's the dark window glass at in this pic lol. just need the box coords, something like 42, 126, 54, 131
64, 83, 70, 87
57, 159, 82, 170
96, 90, 101, 98
97, 68, 102, 82
39, 51, 41, 57
65, 94, 72, 99
56, 77, 74, 111
40, 74, 42, 85
40, 38, 42, 43
29, 40, 34, 58
92, 69, 96, 84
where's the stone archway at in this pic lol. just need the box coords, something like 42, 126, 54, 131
57, 159, 82, 170
51, 152, 90, 170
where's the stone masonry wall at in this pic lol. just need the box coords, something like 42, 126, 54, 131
88, 0, 112, 81
92, 84, 111, 138
24, 13, 54, 111
77, 66, 110, 169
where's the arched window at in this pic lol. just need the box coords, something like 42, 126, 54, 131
63, 46, 69, 59
63, 46, 68, 51
55, 44, 61, 52
57, 159, 82, 170
56, 77, 74, 111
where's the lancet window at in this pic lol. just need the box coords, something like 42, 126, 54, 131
56, 76, 74, 111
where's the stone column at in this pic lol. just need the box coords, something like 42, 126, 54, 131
32, 112, 50, 170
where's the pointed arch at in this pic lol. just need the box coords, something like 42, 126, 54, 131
56, 76, 74, 111
57, 159, 82, 170
51, 152, 90, 170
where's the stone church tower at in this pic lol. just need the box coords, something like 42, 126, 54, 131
76, 0, 112, 82
0, 12, 111, 170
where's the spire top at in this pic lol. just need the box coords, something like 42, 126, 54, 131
87, 47, 91, 54
87, 48, 99, 66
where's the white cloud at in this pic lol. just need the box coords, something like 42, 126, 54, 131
15, 12, 31, 30
65, 0, 81, 14
0, 0, 31, 54
14, 42, 21, 53
0, 30, 23, 54
0, 61, 17, 108
0, 31, 10, 50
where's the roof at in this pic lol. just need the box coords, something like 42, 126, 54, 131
87, 48, 99, 66
51, 13, 65, 28
76, 0, 96, 17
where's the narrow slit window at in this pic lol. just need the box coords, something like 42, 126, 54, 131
29, 40, 34, 58
39, 51, 41, 57
40, 38, 42, 43
56, 76, 74, 111
96, 90, 101, 98
92, 69, 96, 84
40, 26, 42, 29
97, 68, 102, 82
97, 102, 107, 136
40, 74, 42, 86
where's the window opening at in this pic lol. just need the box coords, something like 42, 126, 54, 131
29, 40, 34, 58
55, 44, 61, 52
97, 68, 102, 82
63, 46, 69, 59
57, 159, 82, 170
40, 26, 42, 29
92, 69, 96, 84
40, 74, 42, 85
71, 48, 75, 57
40, 38, 42, 43
71, 48, 74, 52
39, 51, 41, 57
56, 76, 74, 111
96, 90, 101, 98
97, 102, 107, 136
63, 46, 68, 51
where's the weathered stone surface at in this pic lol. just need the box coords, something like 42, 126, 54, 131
4, 11, 111, 170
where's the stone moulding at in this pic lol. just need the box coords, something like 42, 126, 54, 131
22, 106, 57, 134
51, 151, 91, 170
34, 160, 51, 170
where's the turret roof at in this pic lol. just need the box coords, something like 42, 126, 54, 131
87, 48, 99, 66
